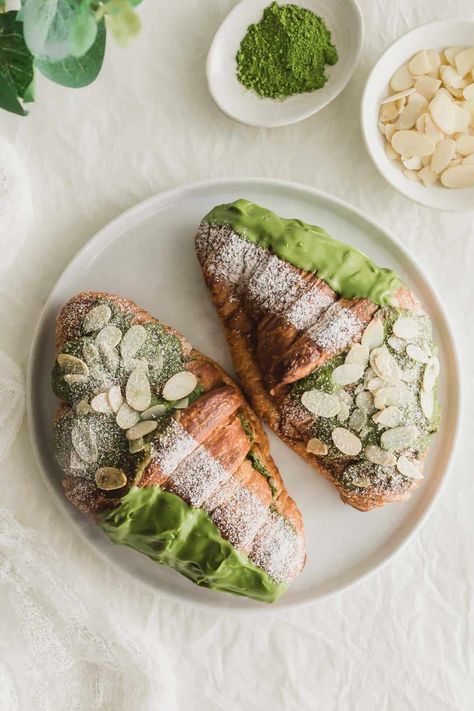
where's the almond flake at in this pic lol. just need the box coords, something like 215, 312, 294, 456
126, 368, 151, 412
70, 450, 87, 470
390, 65, 415, 92
126, 420, 158, 441
345, 343, 369, 367
367, 377, 385, 392
107, 385, 123, 414
76, 399, 90, 416
364, 445, 396, 466
423, 356, 440, 391
331, 363, 365, 386
420, 388, 434, 420
64, 374, 87, 385
57, 353, 89, 375
355, 391, 374, 413
392, 316, 420, 340
141, 404, 168, 420
337, 401, 350, 422
301, 390, 341, 418
387, 335, 406, 352
90, 392, 113, 414
129, 438, 145, 454
406, 344, 430, 363
370, 346, 401, 384
116, 402, 140, 429
352, 475, 372, 488
373, 386, 400, 409
332, 428, 362, 456
71, 421, 98, 463
380, 425, 419, 451
396, 455, 424, 480
361, 318, 384, 351
174, 397, 189, 410
409, 50, 432, 76
338, 390, 353, 407
96, 325, 122, 349
162, 371, 197, 401
380, 88, 416, 104
372, 406, 402, 428
95, 467, 127, 491
400, 367, 419, 383
349, 408, 367, 432
83, 341, 101, 365
306, 437, 328, 456
83, 304, 111, 333
100, 346, 119, 373
120, 325, 147, 360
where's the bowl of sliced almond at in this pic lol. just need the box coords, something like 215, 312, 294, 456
362, 20, 474, 211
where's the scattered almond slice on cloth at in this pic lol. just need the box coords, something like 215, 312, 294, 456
379, 46, 474, 187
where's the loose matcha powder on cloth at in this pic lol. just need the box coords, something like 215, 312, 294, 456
236, 2, 338, 100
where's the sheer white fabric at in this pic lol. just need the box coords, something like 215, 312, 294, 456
0, 138, 31, 275
0, 351, 24, 462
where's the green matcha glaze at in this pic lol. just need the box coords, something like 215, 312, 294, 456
205, 200, 403, 306
101, 486, 287, 603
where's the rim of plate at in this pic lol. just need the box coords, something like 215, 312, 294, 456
206, 0, 364, 128
26, 177, 462, 613
361, 19, 474, 211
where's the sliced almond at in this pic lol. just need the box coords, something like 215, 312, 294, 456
301, 389, 341, 417
441, 163, 474, 187
107, 385, 123, 414
423, 356, 440, 391
463, 83, 474, 101
380, 425, 419, 451
116, 402, 140, 429
95, 467, 127, 491
306, 437, 328, 456
429, 90, 456, 134
400, 367, 419, 383
120, 324, 147, 360
431, 138, 456, 173
463, 154, 474, 164
406, 344, 430, 363
373, 386, 400, 410
385, 142, 399, 160
380, 102, 399, 123
427, 50, 442, 76
424, 114, 445, 144
402, 156, 422, 170
456, 134, 474, 156
392, 130, 435, 157
444, 47, 463, 66
90, 392, 113, 414
396, 455, 424, 480
440, 64, 467, 90
455, 47, 474, 76
380, 88, 415, 105
100, 346, 119, 373
57, 353, 89, 376
418, 166, 438, 186
367, 376, 385, 392
129, 438, 145, 454
76, 399, 90, 416
70, 450, 87, 470
414, 75, 441, 102
349, 408, 367, 432
392, 316, 420, 340
331, 363, 365, 386
126, 420, 158, 441
420, 388, 434, 420
71, 421, 98, 463
403, 169, 420, 182
365, 445, 396, 466
96, 325, 122, 349
372, 406, 402, 428
126, 368, 151, 412
355, 390, 374, 413
83, 304, 111, 333
453, 105, 471, 133
174, 397, 189, 410
387, 335, 406, 352
338, 390, 353, 407
64, 374, 88, 385
385, 123, 398, 141
141, 403, 167, 420
361, 318, 384, 351
397, 93, 428, 130
370, 346, 401, 384
332, 427, 362, 456
390, 64, 415, 92
162, 371, 197, 401
409, 50, 432, 76
83, 341, 101, 366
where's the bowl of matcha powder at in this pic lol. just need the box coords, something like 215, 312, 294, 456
207, 0, 364, 127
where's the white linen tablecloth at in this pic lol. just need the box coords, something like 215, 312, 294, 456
0, 1, 473, 708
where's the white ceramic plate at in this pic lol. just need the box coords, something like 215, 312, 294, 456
207, 0, 363, 127
27, 178, 460, 612
362, 20, 474, 212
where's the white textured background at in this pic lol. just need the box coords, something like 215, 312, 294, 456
1, 1, 473, 709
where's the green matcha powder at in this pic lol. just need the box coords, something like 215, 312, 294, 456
236, 2, 338, 100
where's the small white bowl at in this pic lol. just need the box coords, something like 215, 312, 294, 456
362, 20, 474, 212
207, 0, 363, 128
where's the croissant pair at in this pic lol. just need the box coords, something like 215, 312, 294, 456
52, 200, 440, 602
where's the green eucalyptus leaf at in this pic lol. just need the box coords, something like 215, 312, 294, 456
35, 18, 105, 88
102, 0, 140, 46
69, 5, 97, 58
0, 72, 27, 115
23, 0, 77, 61
0, 11, 34, 99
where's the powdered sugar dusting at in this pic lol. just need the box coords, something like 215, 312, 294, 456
250, 513, 305, 583
153, 418, 196, 476
168, 444, 230, 507
309, 304, 363, 353
210, 484, 269, 551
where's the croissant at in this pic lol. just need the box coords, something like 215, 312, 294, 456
195, 199, 441, 511
52, 291, 305, 603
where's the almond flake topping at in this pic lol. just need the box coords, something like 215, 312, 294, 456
120, 325, 147, 360
129, 438, 145, 454
392, 316, 419, 340
306, 437, 328, 456
396, 455, 424, 480
301, 390, 341, 418
381, 425, 419, 451
126, 420, 158, 441
332, 363, 365, 386
345, 343, 369, 367
388, 335, 406, 353
95, 467, 127, 491
370, 346, 401, 384
57, 353, 89, 375
107, 385, 123, 414
423, 356, 440, 391
96, 325, 122, 349
116, 402, 140, 429
420, 388, 434, 420
71, 421, 98, 463
83, 304, 111, 333
406, 344, 430, 363
332, 428, 362, 456
141, 404, 167, 420
162, 371, 197, 401
90, 392, 113, 414
373, 386, 400, 409
64, 374, 87, 384
361, 318, 384, 351
174, 397, 189, 410
126, 368, 152, 412
355, 391, 374, 413
337, 401, 350, 422
349, 408, 367, 432
365, 445, 397, 466
372, 406, 403, 428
